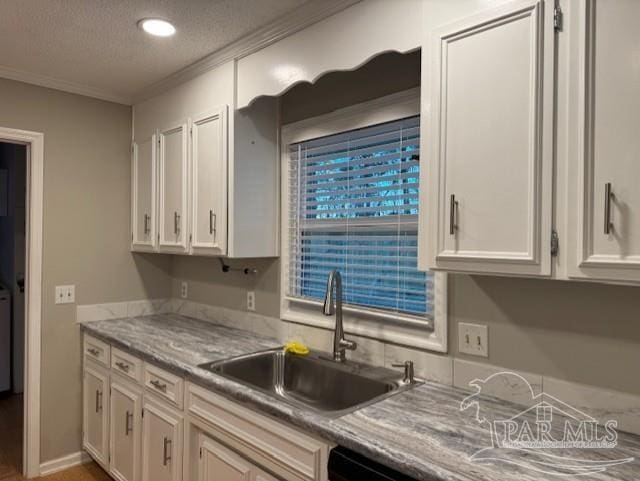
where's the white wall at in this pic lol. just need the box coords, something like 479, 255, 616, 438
0, 77, 173, 462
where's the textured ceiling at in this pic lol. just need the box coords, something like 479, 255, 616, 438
0, 0, 314, 102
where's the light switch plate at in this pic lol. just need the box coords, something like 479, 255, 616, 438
55, 285, 75, 304
458, 322, 488, 357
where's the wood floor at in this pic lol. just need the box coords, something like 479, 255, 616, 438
0, 394, 22, 481
1, 463, 111, 481
0, 395, 109, 481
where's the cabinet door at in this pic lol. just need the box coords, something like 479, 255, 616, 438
190, 107, 228, 256
568, 0, 640, 283
158, 120, 189, 253
83, 362, 109, 468
421, 0, 554, 276
253, 470, 280, 481
132, 135, 157, 252
198, 434, 252, 481
142, 397, 182, 481
110, 379, 142, 481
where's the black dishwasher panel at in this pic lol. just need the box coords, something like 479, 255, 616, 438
328, 446, 419, 481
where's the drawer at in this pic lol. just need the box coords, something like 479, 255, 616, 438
83, 335, 110, 367
143, 363, 184, 409
187, 383, 329, 481
110, 348, 143, 384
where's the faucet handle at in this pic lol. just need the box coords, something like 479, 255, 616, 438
339, 338, 357, 351
392, 361, 415, 384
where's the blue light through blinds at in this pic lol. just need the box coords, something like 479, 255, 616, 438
287, 115, 433, 319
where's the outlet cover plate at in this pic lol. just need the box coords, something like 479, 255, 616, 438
247, 291, 255, 311
458, 322, 488, 357
181, 281, 188, 299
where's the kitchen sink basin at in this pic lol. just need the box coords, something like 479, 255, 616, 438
198, 348, 420, 417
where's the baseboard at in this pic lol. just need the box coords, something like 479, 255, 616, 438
39, 450, 92, 476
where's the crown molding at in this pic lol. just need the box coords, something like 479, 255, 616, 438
0, 0, 359, 106
135, 0, 361, 103
0, 65, 132, 105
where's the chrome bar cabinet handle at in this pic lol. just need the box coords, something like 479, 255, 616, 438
163, 437, 172, 466
604, 182, 614, 234
150, 379, 167, 392
143, 214, 150, 234
449, 194, 458, 235
125, 411, 133, 436
115, 361, 130, 372
173, 212, 180, 235
95, 390, 102, 413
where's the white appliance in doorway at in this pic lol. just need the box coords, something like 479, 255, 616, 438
0, 285, 10, 392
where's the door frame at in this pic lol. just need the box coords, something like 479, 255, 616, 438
0, 126, 44, 478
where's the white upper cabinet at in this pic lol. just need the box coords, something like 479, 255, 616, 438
191, 107, 227, 256
567, 0, 640, 283
132, 135, 157, 252
421, 0, 555, 276
158, 120, 189, 254
132, 60, 278, 258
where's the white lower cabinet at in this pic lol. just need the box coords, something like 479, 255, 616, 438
198, 434, 280, 481
83, 338, 330, 481
83, 360, 110, 469
141, 396, 183, 481
186, 382, 330, 481
110, 378, 142, 481
198, 434, 252, 481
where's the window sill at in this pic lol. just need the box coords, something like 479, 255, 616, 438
281, 272, 448, 353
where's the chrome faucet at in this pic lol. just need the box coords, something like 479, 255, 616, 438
323, 270, 357, 362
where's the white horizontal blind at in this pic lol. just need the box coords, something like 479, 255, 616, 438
287, 116, 433, 321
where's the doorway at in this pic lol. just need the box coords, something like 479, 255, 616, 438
0, 141, 27, 480
0, 127, 43, 479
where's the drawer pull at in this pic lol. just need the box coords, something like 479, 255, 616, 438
150, 379, 168, 393
163, 437, 172, 466
115, 361, 130, 372
87, 348, 101, 357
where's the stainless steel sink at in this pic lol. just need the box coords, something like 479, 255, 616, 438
198, 348, 420, 417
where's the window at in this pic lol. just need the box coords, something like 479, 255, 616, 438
281, 89, 447, 352
287, 116, 431, 319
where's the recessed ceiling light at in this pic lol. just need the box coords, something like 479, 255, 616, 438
139, 18, 176, 37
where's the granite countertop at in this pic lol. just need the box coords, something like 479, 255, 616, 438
81, 314, 640, 481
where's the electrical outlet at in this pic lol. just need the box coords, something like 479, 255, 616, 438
247, 291, 256, 311
55, 285, 75, 304
181, 281, 188, 299
458, 322, 488, 357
